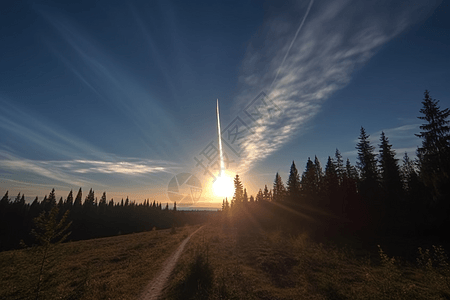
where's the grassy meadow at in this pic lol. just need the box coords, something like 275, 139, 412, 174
0, 225, 200, 300
162, 224, 450, 300
1, 222, 450, 300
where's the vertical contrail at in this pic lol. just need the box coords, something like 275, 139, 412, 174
216, 99, 225, 177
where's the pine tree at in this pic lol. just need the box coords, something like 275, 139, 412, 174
42, 189, 57, 211
256, 189, 263, 202
301, 158, 317, 204
73, 188, 82, 208
233, 175, 244, 204
378, 132, 403, 202
356, 127, 379, 198
273, 172, 286, 202
335, 149, 345, 185
263, 185, 270, 201
416, 90, 450, 202
286, 161, 300, 205
243, 189, 248, 203
83, 189, 95, 208
65, 190, 73, 208
31, 205, 71, 300
343, 159, 359, 219
324, 156, 339, 213
0, 191, 9, 207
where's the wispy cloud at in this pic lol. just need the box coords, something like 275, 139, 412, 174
0, 150, 177, 185
234, 0, 437, 173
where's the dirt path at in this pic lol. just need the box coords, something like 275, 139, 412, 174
139, 226, 204, 300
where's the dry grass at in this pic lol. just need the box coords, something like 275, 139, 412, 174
0, 225, 200, 300
161, 224, 450, 300
3, 222, 449, 300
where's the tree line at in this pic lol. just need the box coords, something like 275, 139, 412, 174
222, 90, 450, 237
0, 188, 211, 251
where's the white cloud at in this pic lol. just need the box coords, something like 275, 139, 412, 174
233, 0, 437, 174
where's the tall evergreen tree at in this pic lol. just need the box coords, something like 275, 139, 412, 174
335, 149, 345, 185
301, 158, 318, 204
324, 156, 339, 213
256, 189, 263, 202
416, 90, 450, 203
243, 188, 248, 203
73, 188, 82, 208
272, 172, 286, 202
42, 189, 57, 211
65, 190, 73, 208
356, 127, 379, 196
0, 191, 9, 207
233, 174, 244, 205
378, 132, 403, 202
83, 189, 95, 208
286, 161, 300, 205
263, 185, 270, 201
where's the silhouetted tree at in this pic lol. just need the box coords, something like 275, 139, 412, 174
256, 189, 263, 202
272, 172, 286, 202
335, 149, 345, 185
301, 158, 318, 205
416, 90, 450, 204
65, 190, 73, 209
356, 127, 379, 195
286, 161, 300, 205
324, 156, 339, 213
73, 188, 82, 208
378, 131, 403, 205
233, 174, 244, 205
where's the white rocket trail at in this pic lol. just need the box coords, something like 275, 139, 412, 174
216, 99, 225, 177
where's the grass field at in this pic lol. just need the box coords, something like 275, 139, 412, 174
0, 225, 200, 300
1, 222, 449, 300
162, 224, 450, 300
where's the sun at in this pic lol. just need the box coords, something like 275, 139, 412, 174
212, 174, 234, 198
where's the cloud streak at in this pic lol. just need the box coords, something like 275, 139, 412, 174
234, 0, 438, 173
0, 150, 177, 186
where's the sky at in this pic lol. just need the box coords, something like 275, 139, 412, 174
1, 0, 449, 207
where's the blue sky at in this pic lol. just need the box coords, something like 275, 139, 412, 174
1, 0, 449, 206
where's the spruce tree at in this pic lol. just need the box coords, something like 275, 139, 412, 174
335, 149, 345, 185
301, 158, 317, 204
378, 132, 403, 202
324, 156, 339, 213
65, 190, 73, 208
233, 174, 244, 204
273, 172, 286, 202
263, 185, 270, 201
356, 127, 379, 197
416, 90, 450, 203
286, 161, 300, 205
256, 189, 263, 202
73, 188, 82, 208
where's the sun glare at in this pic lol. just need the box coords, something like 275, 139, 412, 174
212, 174, 234, 198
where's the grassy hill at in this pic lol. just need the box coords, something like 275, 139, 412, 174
1, 222, 450, 300
0, 225, 201, 300
163, 224, 450, 300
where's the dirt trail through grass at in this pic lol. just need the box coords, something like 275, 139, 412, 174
139, 226, 204, 300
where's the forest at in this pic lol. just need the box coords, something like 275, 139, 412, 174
0, 188, 214, 251
1, 89, 449, 252
222, 89, 450, 240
